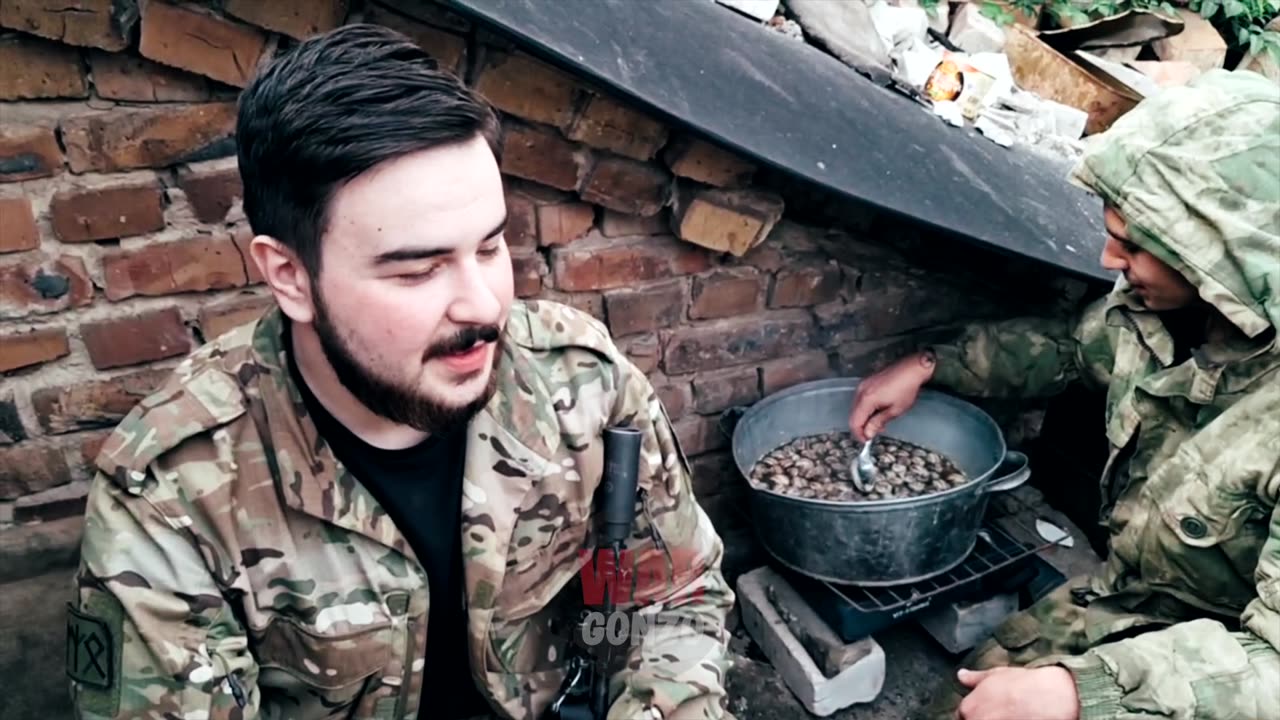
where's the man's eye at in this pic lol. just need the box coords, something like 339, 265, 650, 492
479, 238, 504, 257
397, 267, 438, 281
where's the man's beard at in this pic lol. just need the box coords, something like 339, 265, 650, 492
311, 290, 502, 435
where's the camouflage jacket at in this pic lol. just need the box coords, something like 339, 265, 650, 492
67, 299, 735, 720
929, 70, 1280, 719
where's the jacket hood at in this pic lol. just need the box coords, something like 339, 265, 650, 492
1070, 69, 1280, 339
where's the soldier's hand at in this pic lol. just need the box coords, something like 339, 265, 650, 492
848, 350, 935, 442
955, 667, 1080, 720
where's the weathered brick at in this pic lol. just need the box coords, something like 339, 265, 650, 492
835, 337, 916, 378
510, 251, 545, 298
371, 0, 470, 32
692, 366, 760, 415
505, 191, 537, 250
655, 379, 692, 421
0, 0, 137, 51
0, 327, 69, 373
603, 279, 685, 337
177, 165, 242, 223
821, 269, 978, 342
79, 430, 111, 466
49, 183, 165, 242
662, 135, 756, 187
139, 1, 269, 87
13, 479, 89, 523
0, 443, 72, 500
362, 2, 465, 74
32, 367, 168, 435
674, 413, 727, 457
61, 102, 236, 173
0, 33, 88, 100
663, 311, 813, 375
0, 255, 93, 320
81, 307, 192, 370
475, 51, 583, 130
0, 125, 63, 182
229, 227, 264, 285
198, 294, 273, 340
536, 202, 594, 247
0, 197, 39, 253
566, 94, 668, 161
673, 186, 784, 256
551, 233, 710, 292
689, 268, 763, 320
223, 0, 348, 39
0, 394, 25, 444
580, 156, 670, 217
760, 351, 832, 395
103, 235, 248, 301
600, 208, 669, 237
87, 50, 209, 102
770, 264, 843, 308
540, 290, 605, 324
618, 333, 660, 374
500, 123, 584, 192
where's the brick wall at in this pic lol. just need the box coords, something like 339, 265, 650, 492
0, 0, 1090, 552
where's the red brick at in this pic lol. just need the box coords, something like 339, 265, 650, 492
511, 251, 545, 298
689, 269, 763, 320
0, 255, 93, 320
673, 413, 726, 457
603, 279, 685, 337
0, 197, 39, 253
49, 183, 165, 242
599, 208, 669, 238
540, 290, 605, 324
760, 351, 832, 395
32, 367, 168, 435
655, 380, 691, 421
61, 102, 236, 173
618, 333, 660, 374
177, 165, 242, 223
0, 394, 24, 444
566, 94, 668, 161
770, 264, 843, 308
834, 337, 915, 378
673, 186, 784, 256
371, 0, 470, 32
0, 125, 63, 182
475, 51, 584, 130
499, 124, 584, 192
580, 156, 670, 217
14, 480, 89, 522
87, 50, 210, 102
81, 307, 192, 370
223, 0, 348, 39
551, 233, 710, 292
230, 228, 264, 285
0, 327, 69, 373
691, 366, 760, 415
362, 2, 465, 74
0, 0, 137, 51
0, 34, 88, 100
79, 430, 111, 465
139, 1, 269, 87
198, 294, 273, 340
0, 443, 72, 500
103, 235, 248, 301
505, 192, 537, 250
662, 135, 756, 188
536, 203, 595, 247
663, 311, 813, 375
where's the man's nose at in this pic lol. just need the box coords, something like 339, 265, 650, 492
448, 258, 503, 325
1100, 237, 1128, 272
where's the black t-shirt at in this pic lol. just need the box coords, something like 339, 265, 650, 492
285, 333, 489, 719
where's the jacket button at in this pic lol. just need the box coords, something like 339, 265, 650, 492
1179, 516, 1208, 539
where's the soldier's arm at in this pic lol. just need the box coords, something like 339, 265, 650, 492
69, 470, 260, 719
603, 357, 736, 720
928, 294, 1116, 398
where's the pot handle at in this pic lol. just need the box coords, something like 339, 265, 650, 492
985, 451, 1031, 493
717, 405, 748, 440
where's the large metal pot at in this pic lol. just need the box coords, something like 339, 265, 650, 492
727, 377, 1031, 586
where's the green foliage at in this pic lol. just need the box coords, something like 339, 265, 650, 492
1190, 0, 1280, 63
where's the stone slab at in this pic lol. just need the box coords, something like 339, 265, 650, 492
916, 592, 1019, 654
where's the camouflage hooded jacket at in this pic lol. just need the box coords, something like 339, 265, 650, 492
928, 70, 1280, 718
67, 299, 735, 720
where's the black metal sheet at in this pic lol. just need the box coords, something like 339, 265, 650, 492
445, 0, 1114, 283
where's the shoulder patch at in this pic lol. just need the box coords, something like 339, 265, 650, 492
66, 597, 123, 716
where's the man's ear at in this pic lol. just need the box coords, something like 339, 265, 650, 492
249, 235, 316, 324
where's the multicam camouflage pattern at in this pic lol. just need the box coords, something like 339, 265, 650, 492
68, 298, 735, 720
928, 70, 1280, 718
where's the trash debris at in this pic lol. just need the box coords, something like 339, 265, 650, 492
949, 2, 1007, 54
1125, 60, 1203, 89
1152, 8, 1228, 72
768, 14, 805, 41
788, 0, 894, 83
715, 0, 782, 23
1036, 518, 1075, 548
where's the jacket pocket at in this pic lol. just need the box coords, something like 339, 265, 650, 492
254, 616, 395, 715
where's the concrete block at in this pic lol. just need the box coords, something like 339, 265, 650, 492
916, 592, 1019, 654
737, 566, 885, 715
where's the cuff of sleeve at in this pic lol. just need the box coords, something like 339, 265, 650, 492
924, 343, 969, 390
1057, 656, 1126, 720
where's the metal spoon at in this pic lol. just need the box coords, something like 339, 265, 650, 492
851, 435, 877, 493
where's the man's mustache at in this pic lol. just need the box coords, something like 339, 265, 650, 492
426, 325, 501, 359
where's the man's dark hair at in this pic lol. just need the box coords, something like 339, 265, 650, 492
236, 23, 501, 277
